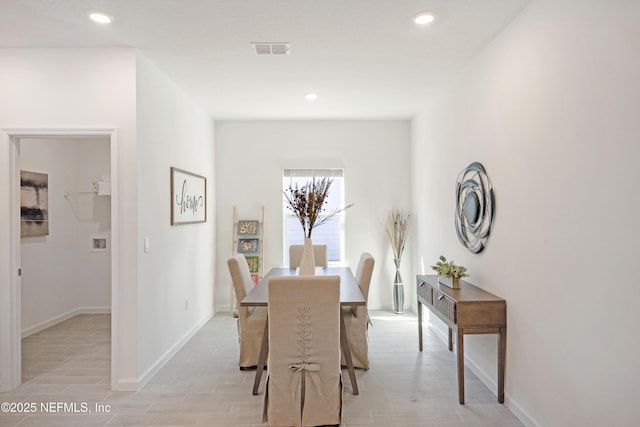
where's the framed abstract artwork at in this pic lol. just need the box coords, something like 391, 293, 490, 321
238, 238, 259, 253
171, 167, 207, 225
245, 256, 260, 273
238, 220, 259, 235
20, 170, 49, 237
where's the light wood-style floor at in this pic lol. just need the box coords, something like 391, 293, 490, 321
0, 311, 524, 427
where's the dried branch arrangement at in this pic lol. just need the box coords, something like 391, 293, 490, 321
283, 177, 354, 238
385, 209, 412, 262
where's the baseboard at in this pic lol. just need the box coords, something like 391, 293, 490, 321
21, 306, 111, 338
77, 306, 111, 314
114, 378, 139, 392
504, 395, 540, 427
427, 319, 537, 427
215, 304, 231, 313
134, 310, 215, 390
463, 354, 539, 427
427, 317, 450, 345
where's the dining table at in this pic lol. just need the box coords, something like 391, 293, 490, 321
240, 266, 365, 395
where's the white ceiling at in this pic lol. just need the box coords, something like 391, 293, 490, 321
0, 0, 530, 119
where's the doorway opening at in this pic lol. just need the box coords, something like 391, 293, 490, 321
0, 127, 119, 392
20, 136, 112, 387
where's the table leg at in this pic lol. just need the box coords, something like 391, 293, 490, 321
457, 328, 465, 404
448, 327, 453, 352
418, 301, 423, 351
340, 309, 359, 395
498, 326, 506, 403
252, 317, 269, 395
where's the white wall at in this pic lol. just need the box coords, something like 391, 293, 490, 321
215, 120, 411, 312
1, 49, 217, 390
135, 55, 216, 381
411, 0, 640, 425
0, 48, 139, 388
20, 138, 111, 335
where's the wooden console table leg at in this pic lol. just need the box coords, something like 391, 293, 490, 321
418, 301, 423, 351
457, 328, 465, 404
448, 327, 453, 352
498, 326, 506, 403
252, 318, 269, 395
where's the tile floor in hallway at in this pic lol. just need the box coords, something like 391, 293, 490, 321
0, 311, 524, 427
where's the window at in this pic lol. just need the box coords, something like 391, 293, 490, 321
283, 169, 346, 265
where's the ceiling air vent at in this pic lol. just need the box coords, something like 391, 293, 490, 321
252, 42, 290, 55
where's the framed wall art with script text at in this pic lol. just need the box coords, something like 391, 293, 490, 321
171, 167, 207, 225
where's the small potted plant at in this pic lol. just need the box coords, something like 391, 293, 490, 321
431, 255, 469, 289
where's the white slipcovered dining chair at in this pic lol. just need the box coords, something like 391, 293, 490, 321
227, 254, 268, 369
263, 275, 342, 427
289, 244, 328, 268
341, 252, 375, 369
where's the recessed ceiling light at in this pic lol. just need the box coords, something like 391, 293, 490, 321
413, 11, 435, 25
305, 93, 318, 101
88, 11, 113, 24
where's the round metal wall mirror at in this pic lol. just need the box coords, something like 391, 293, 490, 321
455, 162, 494, 253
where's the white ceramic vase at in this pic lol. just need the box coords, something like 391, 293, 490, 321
299, 237, 316, 275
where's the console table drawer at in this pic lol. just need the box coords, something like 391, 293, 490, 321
416, 282, 433, 304
433, 289, 457, 324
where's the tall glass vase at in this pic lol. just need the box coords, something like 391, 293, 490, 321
299, 237, 316, 275
393, 258, 404, 314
